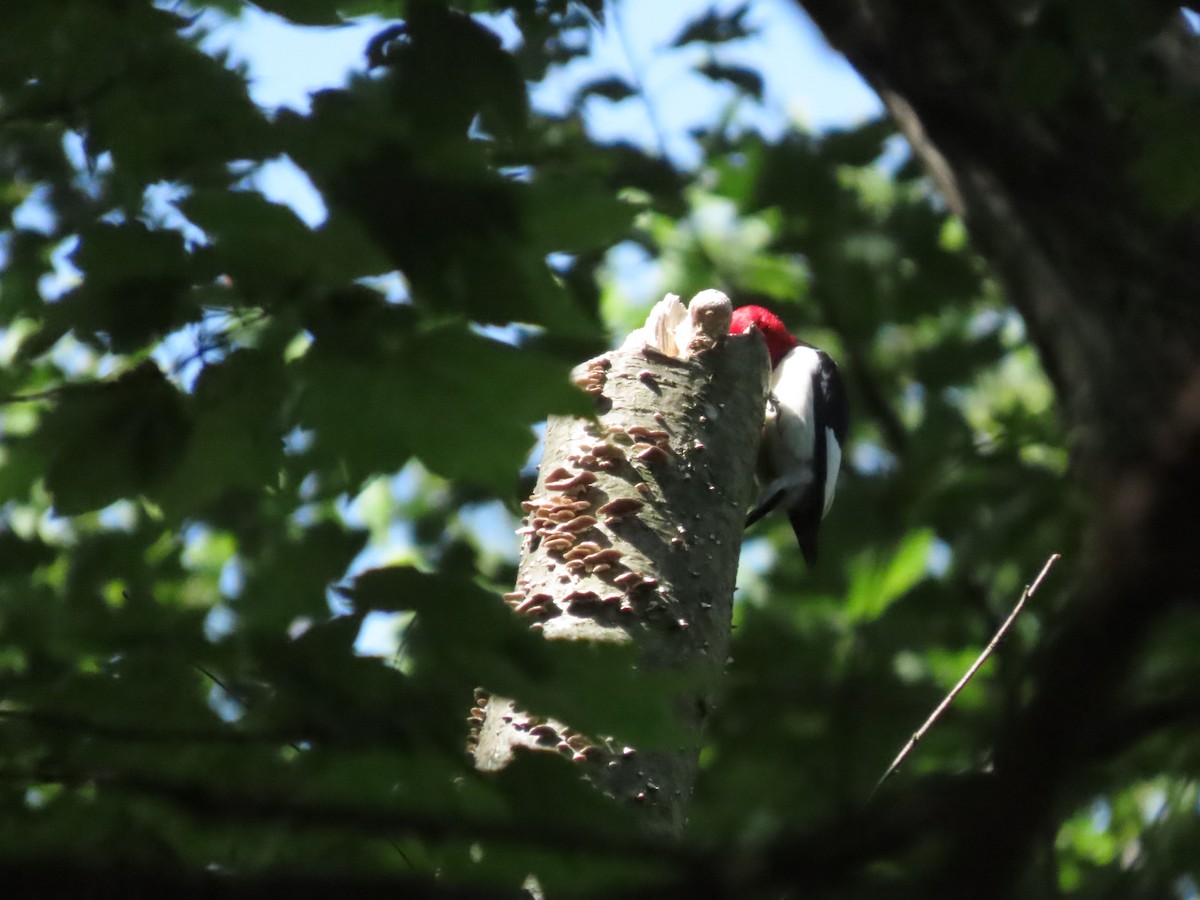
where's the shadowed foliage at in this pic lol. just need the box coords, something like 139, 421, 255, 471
1, 0, 1198, 896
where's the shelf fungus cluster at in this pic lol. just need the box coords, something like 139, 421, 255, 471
508, 431, 667, 626
573, 355, 610, 397
464, 687, 490, 759
504, 291, 737, 638
472, 695, 657, 804
512, 715, 608, 765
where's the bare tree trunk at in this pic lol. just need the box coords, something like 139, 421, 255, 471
473, 308, 769, 838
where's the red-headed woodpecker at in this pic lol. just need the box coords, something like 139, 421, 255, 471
730, 305, 848, 565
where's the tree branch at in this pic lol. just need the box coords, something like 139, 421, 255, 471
874, 552, 1060, 794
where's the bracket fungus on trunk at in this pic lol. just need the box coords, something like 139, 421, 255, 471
471, 290, 770, 837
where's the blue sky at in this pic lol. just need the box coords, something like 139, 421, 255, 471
201, 0, 881, 226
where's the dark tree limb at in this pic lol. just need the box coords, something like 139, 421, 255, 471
0, 860, 526, 900
789, 2, 1200, 894
798, 0, 1200, 471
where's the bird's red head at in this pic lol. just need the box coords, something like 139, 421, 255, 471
730, 305, 798, 367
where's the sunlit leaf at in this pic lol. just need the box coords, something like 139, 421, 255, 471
844, 528, 935, 623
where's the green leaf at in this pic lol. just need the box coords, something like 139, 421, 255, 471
238, 522, 368, 630
0, 530, 56, 576
738, 253, 806, 300
844, 528, 935, 623
524, 174, 637, 254
370, 7, 529, 139
672, 4, 754, 47
37, 362, 190, 515
183, 189, 391, 300
157, 349, 289, 518
0, 230, 54, 323
58, 222, 194, 352
817, 118, 895, 167
571, 76, 638, 106
295, 125, 594, 332
81, 6, 273, 182
0, 441, 45, 506
296, 322, 591, 490
696, 62, 764, 101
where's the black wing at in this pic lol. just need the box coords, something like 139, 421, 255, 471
815, 349, 848, 447
790, 349, 847, 566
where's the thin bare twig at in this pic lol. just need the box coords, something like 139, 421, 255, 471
872, 553, 1061, 796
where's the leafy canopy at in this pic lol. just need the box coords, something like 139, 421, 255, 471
0, 0, 1191, 896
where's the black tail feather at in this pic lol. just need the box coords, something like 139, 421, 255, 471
745, 487, 820, 567
789, 508, 818, 567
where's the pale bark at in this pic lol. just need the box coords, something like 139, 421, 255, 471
473, 329, 769, 837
